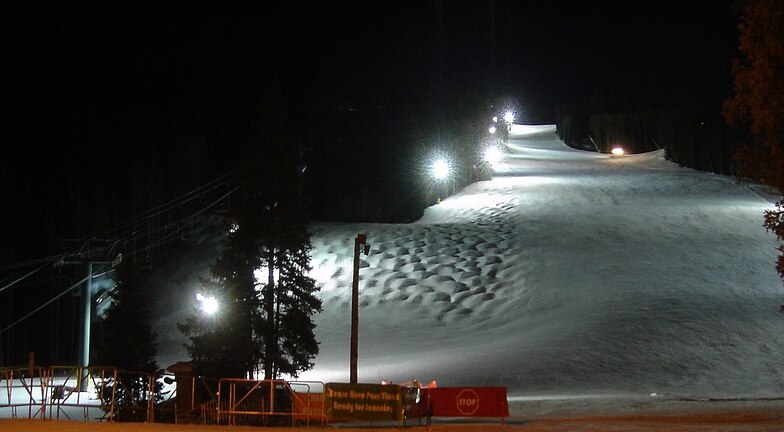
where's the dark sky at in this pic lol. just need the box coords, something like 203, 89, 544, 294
2, 0, 738, 253
5, 1, 737, 123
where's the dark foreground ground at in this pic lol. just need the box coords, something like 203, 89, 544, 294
3, 398, 784, 431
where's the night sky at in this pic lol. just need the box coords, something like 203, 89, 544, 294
2, 0, 740, 263
5, 3, 737, 139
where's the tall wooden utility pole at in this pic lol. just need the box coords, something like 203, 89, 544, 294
350, 234, 370, 384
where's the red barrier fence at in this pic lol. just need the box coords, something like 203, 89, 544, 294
428, 387, 509, 418
292, 391, 324, 426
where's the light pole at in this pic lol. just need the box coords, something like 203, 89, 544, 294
350, 233, 370, 384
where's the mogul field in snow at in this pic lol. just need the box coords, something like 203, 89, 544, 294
146, 125, 784, 409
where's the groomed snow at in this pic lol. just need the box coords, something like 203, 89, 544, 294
148, 125, 782, 409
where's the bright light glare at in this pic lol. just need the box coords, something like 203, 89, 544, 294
504, 111, 515, 124
197, 293, 219, 315
488, 125, 497, 134
201, 297, 219, 315
430, 158, 451, 181
482, 145, 503, 167
611, 146, 625, 156
492, 116, 498, 123
253, 268, 279, 287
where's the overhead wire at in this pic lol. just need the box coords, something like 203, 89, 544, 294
90, 172, 235, 241
0, 253, 69, 272
0, 171, 236, 273
0, 275, 89, 336
126, 185, 239, 256
58, 175, 236, 261
0, 262, 57, 294
0, 172, 240, 332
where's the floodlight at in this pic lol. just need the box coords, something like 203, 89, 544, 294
202, 297, 218, 315
503, 111, 515, 124
430, 157, 451, 181
611, 147, 625, 156
482, 145, 503, 167
196, 292, 219, 316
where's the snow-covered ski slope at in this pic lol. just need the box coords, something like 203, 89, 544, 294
157, 125, 783, 400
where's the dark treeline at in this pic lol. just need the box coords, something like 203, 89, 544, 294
556, 95, 742, 176
3, 1, 500, 262
301, 93, 494, 223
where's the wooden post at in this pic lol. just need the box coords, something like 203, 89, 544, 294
350, 234, 369, 384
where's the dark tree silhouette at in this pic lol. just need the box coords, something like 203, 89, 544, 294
179, 165, 321, 379
724, 0, 784, 281
99, 258, 159, 373
180, 85, 321, 379
97, 258, 160, 408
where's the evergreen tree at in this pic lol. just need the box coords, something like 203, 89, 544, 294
180, 84, 321, 378
99, 257, 159, 372
179, 165, 321, 379
98, 257, 159, 406
177, 276, 258, 378
723, 0, 784, 281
